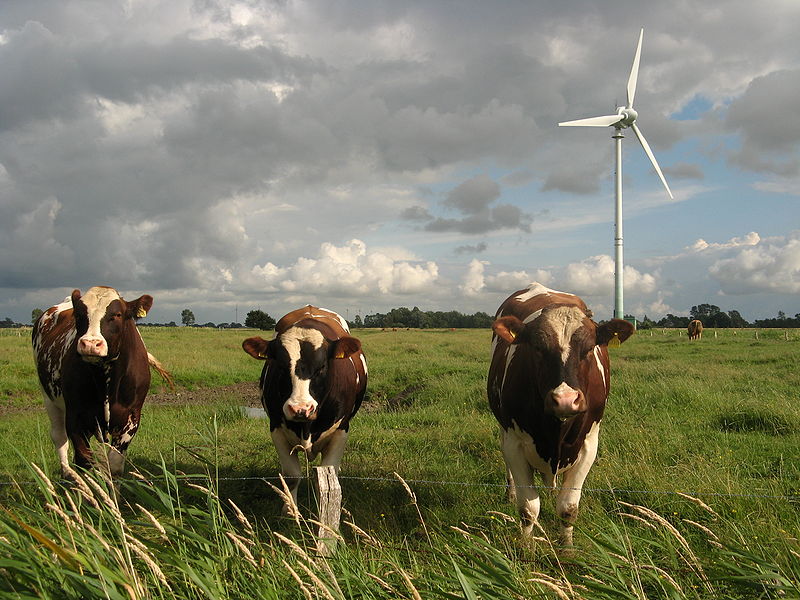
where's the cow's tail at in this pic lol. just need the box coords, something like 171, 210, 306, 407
147, 352, 175, 390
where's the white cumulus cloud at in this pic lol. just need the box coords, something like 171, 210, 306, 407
563, 255, 657, 296
250, 239, 439, 296
709, 232, 800, 294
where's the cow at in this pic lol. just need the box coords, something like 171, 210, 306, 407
487, 282, 635, 548
688, 319, 703, 340
242, 305, 367, 511
32, 286, 170, 477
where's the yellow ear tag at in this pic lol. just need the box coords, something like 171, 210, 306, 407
136, 307, 148, 318
509, 330, 516, 340
258, 353, 268, 359
608, 332, 621, 348
334, 352, 345, 359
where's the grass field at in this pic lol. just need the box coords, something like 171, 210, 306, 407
1, 326, 799, 598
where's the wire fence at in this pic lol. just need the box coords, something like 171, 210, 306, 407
1, 470, 797, 502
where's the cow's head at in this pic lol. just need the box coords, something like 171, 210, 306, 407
242, 324, 362, 422
492, 306, 634, 418
71, 287, 153, 362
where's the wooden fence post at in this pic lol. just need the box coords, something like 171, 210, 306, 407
313, 465, 342, 556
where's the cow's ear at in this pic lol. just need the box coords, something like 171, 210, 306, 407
242, 337, 270, 360
71, 289, 88, 325
70, 289, 84, 310
596, 319, 635, 347
127, 295, 153, 319
492, 316, 526, 344
331, 336, 361, 359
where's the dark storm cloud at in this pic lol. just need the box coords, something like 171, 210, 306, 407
409, 175, 532, 234
454, 242, 488, 255
444, 175, 500, 214
726, 69, 800, 175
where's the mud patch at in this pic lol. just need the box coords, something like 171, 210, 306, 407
147, 381, 262, 408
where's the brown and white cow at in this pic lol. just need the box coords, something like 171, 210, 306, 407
688, 319, 703, 340
488, 282, 634, 547
32, 286, 169, 477
242, 305, 367, 510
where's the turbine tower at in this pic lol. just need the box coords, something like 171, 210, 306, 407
559, 28, 673, 320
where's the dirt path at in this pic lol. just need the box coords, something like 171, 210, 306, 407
0, 381, 263, 417
146, 381, 262, 407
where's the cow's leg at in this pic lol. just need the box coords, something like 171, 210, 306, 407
69, 431, 94, 471
501, 429, 540, 536
44, 397, 70, 476
107, 409, 141, 476
319, 429, 348, 473
556, 422, 601, 548
500, 426, 518, 503
62, 406, 94, 471
271, 428, 302, 512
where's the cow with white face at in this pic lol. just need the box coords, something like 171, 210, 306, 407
488, 283, 634, 548
242, 306, 367, 511
32, 286, 168, 476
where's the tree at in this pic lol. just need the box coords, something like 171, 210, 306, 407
727, 310, 748, 328
181, 309, 195, 327
690, 304, 721, 322
638, 315, 656, 330
245, 309, 275, 330
31, 308, 43, 324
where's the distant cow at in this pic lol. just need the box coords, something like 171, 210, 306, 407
242, 306, 367, 511
487, 282, 634, 547
688, 319, 703, 340
32, 286, 169, 476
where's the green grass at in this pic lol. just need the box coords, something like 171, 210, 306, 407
1, 327, 799, 598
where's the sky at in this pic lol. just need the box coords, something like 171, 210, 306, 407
1, 0, 799, 325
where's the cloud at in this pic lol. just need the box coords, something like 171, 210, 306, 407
454, 242, 488, 255
752, 178, 800, 196
409, 175, 532, 234
562, 255, 657, 297
0, 196, 75, 287
726, 68, 800, 175
458, 259, 551, 298
444, 175, 500, 214
689, 232, 760, 252
708, 232, 800, 294
459, 259, 488, 296
251, 239, 439, 296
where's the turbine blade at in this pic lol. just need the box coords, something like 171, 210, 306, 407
631, 122, 673, 199
559, 114, 624, 127
627, 28, 643, 108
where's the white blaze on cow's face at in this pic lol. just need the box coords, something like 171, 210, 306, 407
533, 306, 594, 418
280, 326, 326, 422
74, 287, 123, 361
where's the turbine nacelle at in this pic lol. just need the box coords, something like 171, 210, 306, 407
616, 107, 638, 128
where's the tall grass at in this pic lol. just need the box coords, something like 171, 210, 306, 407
1, 458, 797, 599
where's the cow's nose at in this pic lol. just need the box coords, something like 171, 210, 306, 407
549, 383, 585, 416
285, 401, 317, 421
78, 337, 107, 357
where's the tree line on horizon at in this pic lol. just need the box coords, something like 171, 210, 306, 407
3, 303, 798, 331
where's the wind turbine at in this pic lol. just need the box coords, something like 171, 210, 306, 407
559, 28, 672, 320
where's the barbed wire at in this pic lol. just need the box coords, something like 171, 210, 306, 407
0, 471, 797, 502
